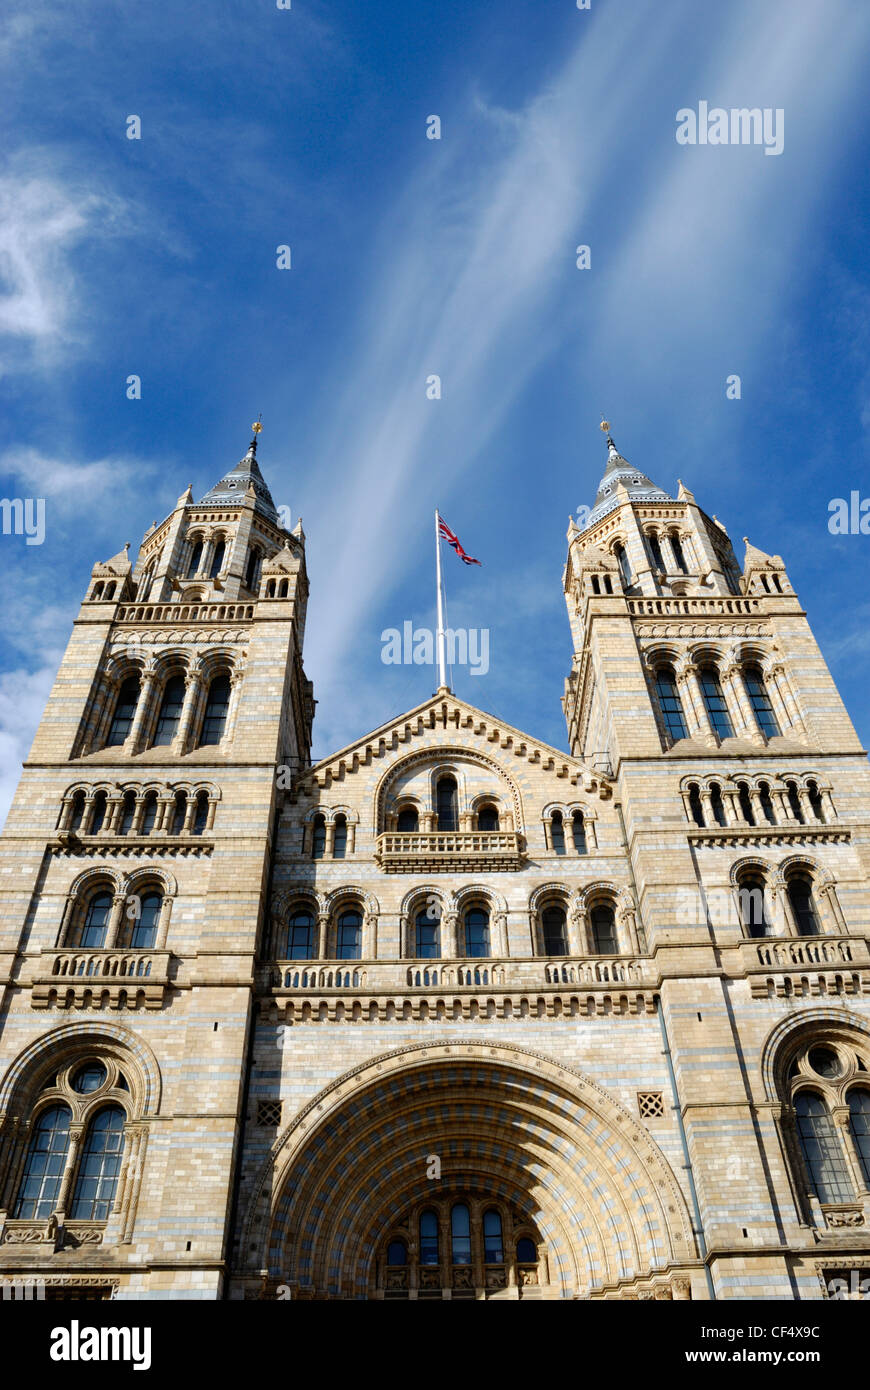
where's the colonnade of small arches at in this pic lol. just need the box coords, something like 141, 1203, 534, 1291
682, 772, 835, 830
377, 1196, 544, 1297
53, 867, 177, 953
645, 643, 803, 748
269, 880, 639, 962
729, 855, 846, 939
57, 781, 219, 839
78, 652, 240, 757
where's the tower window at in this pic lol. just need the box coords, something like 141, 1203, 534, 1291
284, 909, 314, 960
744, 665, 779, 738
78, 890, 112, 948
550, 811, 566, 854
209, 540, 226, 578
89, 791, 107, 835
436, 776, 458, 831
758, 782, 776, 824
698, 665, 733, 739
670, 534, 689, 574
787, 874, 820, 936
464, 906, 490, 958
186, 540, 203, 577
590, 903, 618, 954
794, 1092, 853, 1204
245, 549, 262, 592
687, 783, 705, 827
199, 673, 230, 746
396, 805, 418, 832
119, 792, 136, 835
614, 543, 632, 590
415, 907, 440, 959
737, 783, 755, 825
311, 815, 326, 859
192, 791, 209, 835
107, 675, 140, 747
786, 781, 804, 823
333, 814, 348, 859
738, 874, 771, 937
655, 667, 688, 740
571, 810, 587, 854
140, 793, 158, 835
709, 783, 727, 827
153, 674, 185, 746
646, 532, 665, 572
336, 909, 362, 960
129, 891, 161, 949
69, 790, 86, 833
542, 905, 568, 956
168, 792, 186, 835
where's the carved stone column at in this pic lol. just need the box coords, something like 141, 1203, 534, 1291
175, 671, 203, 753
128, 670, 158, 753
104, 893, 128, 950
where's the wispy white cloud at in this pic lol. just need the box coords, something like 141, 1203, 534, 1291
0, 659, 60, 828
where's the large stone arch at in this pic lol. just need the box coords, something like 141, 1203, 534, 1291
238, 1041, 696, 1299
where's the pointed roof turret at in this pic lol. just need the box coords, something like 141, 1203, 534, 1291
198, 419, 279, 523
583, 420, 671, 529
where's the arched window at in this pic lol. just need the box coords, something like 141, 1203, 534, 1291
788, 874, 820, 936
14, 1105, 71, 1219
646, 532, 664, 572
709, 783, 727, 827
118, 792, 136, 836
542, 905, 568, 956
192, 792, 209, 835
848, 1089, 870, 1188
70, 1106, 126, 1221
386, 1239, 407, 1266
483, 1209, 504, 1263
737, 874, 770, 937
333, 814, 347, 859
436, 776, 458, 831
670, 534, 688, 574
199, 673, 230, 746
571, 811, 587, 854
699, 665, 733, 739
551, 811, 566, 854
450, 1203, 472, 1265
209, 539, 225, 578
69, 790, 86, 832
397, 806, 418, 832
89, 791, 107, 835
186, 540, 203, 577
419, 1210, 439, 1265
464, 906, 490, 958
284, 908, 314, 959
786, 781, 804, 823
245, 549, 262, 592
107, 675, 140, 746
737, 783, 755, 825
415, 907, 440, 959
311, 815, 326, 859
140, 792, 158, 835
153, 674, 185, 746
744, 665, 779, 738
336, 908, 362, 960
655, 667, 688, 740
687, 783, 705, 827
77, 890, 112, 948
129, 891, 161, 949
169, 791, 186, 835
614, 543, 632, 590
794, 1092, 853, 1203
477, 803, 499, 831
808, 781, 825, 822
590, 903, 618, 954
758, 782, 776, 824
516, 1236, 537, 1264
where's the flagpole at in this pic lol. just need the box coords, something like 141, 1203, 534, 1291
435, 509, 447, 690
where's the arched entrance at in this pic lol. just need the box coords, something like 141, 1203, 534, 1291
239, 1042, 697, 1300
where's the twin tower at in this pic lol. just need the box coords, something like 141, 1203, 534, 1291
0, 425, 868, 1302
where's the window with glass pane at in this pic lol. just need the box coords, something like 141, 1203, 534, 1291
200, 674, 230, 746
744, 665, 779, 737
450, 1203, 471, 1264
646, 533, 664, 571
794, 1092, 853, 1203
71, 1106, 126, 1221
245, 549, 261, 592
153, 675, 185, 745
186, 540, 203, 577
333, 816, 347, 859
311, 816, 326, 859
571, 811, 587, 853
516, 1237, 536, 1263
119, 793, 136, 835
483, 1209, 504, 1263
336, 909, 362, 959
78, 891, 112, 948
590, 904, 617, 954
90, 792, 107, 834
396, 806, 418, 832
655, 669, 688, 740
738, 875, 770, 937
699, 666, 733, 738
436, 777, 458, 831
788, 876, 820, 935
464, 907, 490, 958
477, 803, 499, 831
130, 892, 161, 949
14, 1105, 71, 1219
72, 1063, 106, 1094
192, 793, 209, 835
415, 909, 440, 959
284, 909, 314, 959
141, 794, 158, 835
670, 535, 688, 573
386, 1239, 407, 1266
542, 906, 567, 956
614, 543, 632, 590
209, 540, 225, 578
419, 1210, 439, 1264
107, 676, 140, 746
551, 812, 565, 854
848, 1089, 870, 1188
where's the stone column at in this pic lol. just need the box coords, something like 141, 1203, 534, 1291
723, 665, 762, 742
55, 1127, 84, 1218
128, 670, 158, 753
316, 913, 329, 960
678, 664, 716, 742
175, 671, 203, 753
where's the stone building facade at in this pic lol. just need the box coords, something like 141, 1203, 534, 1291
1, 425, 869, 1301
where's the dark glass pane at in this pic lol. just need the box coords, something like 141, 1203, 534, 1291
699, 666, 733, 739
107, 676, 140, 746
386, 1240, 407, 1266
333, 818, 347, 859
141, 795, 158, 834
69, 794, 85, 832
709, 785, 726, 827
285, 910, 314, 959
795, 1093, 853, 1203
436, 777, 457, 831
312, 817, 326, 859
209, 541, 225, 578
477, 804, 499, 831
738, 876, 770, 937
759, 783, 776, 824
200, 674, 230, 746
336, 910, 362, 960
186, 541, 203, 577
542, 906, 567, 956
415, 910, 440, 959
14, 1105, 71, 1219
72, 1063, 106, 1094
130, 892, 161, 949
169, 793, 186, 835
119, 794, 136, 835
809, 1047, 841, 1079
464, 908, 490, 958
516, 1236, 536, 1263
245, 550, 261, 591
656, 670, 687, 739
80, 891, 112, 948
571, 812, 587, 854
848, 1089, 870, 1187
192, 794, 209, 835
71, 1106, 126, 1221
90, 794, 107, 835
786, 782, 804, 823
670, 535, 688, 573
397, 806, 418, 832
647, 534, 664, 571
788, 877, 819, 935
551, 812, 565, 854
154, 675, 185, 746
744, 666, 779, 737
419, 1210, 439, 1265
614, 544, 632, 589
737, 784, 755, 825
483, 1209, 503, 1263
450, 1203, 471, 1264
591, 904, 617, 954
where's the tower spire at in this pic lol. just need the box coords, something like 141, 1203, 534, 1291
582, 418, 671, 529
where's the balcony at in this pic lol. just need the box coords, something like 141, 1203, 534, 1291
31, 949, 172, 1010
735, 935, 870, 1000
375, 831, 526, 873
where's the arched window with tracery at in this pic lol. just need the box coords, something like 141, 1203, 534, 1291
848, 1089, 870, 1188
70, 1105, 126, 1220
14, 1105, 71, 1219
107, 675, 140, 747
794, 1092, 853, 1204
76, 888, 113, 948
127, 890, 161, 950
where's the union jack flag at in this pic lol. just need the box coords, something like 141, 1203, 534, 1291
438, 516, 481, 566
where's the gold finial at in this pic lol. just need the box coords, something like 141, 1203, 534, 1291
252, 417, 263, 435
600, 418, 610, 434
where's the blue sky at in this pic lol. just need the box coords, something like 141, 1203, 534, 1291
1, 0, 870, 823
